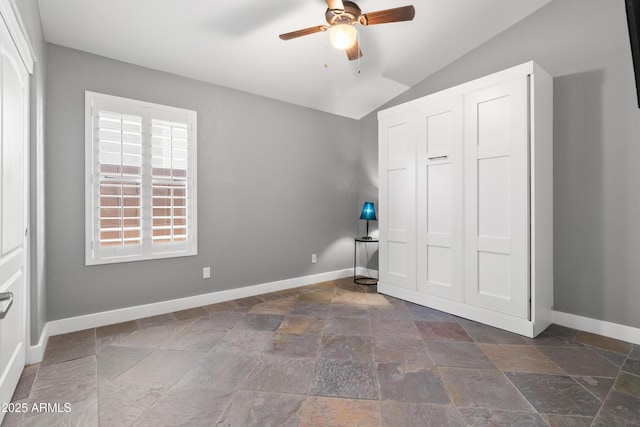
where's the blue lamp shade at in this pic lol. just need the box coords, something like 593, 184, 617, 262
359, 202, 377, 221
359, 202, 377, 239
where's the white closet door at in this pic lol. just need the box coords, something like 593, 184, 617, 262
464, 76, 530, 318
0, 12, 29, 417
379, 111, 416, 290
416, 97, 464, 301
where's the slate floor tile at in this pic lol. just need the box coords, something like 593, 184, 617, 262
46, 329, 95, 351
459, 320, 528, 344
96, 321, 139, 346
600, 390, 640, 425
324, 316, 371, 335
249, 296, 297, 315
117, 350, 201, 386
202, 300, 250, 313
109, 322, 185, 349
11, 363, 39, 402
458, 408, 548, 426
369, 302, 412, 320
233, 313, 284, 331
217, 390, 304, 427
333, 288, 370, 305
290, 302, 330, 317
427, 342, 495, 368
297, 291, 333, 304
188, 311, 245, 331
41, 334, 96, 367
159, 327, 227, 352
542, 414, 593, 427
377, 361, 449, 404
190, 311, 245, 331
380, 402, 465, 427
416, 321, 473, 342
574, 332, 633, 355
177, 350, 257, 390
622, 357, 640, 376
592, 412, 638, 426
373, 335, 432, 363
22, 395, 99, 427
537, 346, 619, 377
614, 371, 640, 397
299, 396, 381, 427
370, 318, 422, 339
171, 306, 208, 321
266, 333, 322, 358
29, 356, 98, 405
277, 315, 325, 335
574, 376, 615, 400
19, 279, 627, 426
97, 345, 152, 381
440, 367, 535, 412
506, 372, 602, 416
241, 355, 315, 394
99, 379, 169, 426
329, 303, 369, 319
309, 359, 379, 400
404, 303, 458, 322
589, 345, 628, 366
319, 334, 373, 362
131, 385, 233, 427
211, 329, 274, 354
479, 344, 564, 374
136, 313, 176, 329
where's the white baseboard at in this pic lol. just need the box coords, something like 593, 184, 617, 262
28, 268, 353, 363
552, 310, 640, 346
28, 322, 50, 365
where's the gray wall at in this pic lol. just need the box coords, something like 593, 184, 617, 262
13, 0, 47, 346
359, 0, 640, 329
45, 44, 359, 320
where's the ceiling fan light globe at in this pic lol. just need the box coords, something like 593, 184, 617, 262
330, 24, 357, 50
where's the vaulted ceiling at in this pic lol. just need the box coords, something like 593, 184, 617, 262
38, 0, 552, 119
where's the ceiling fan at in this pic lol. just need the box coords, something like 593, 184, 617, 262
279, 0, 415, 61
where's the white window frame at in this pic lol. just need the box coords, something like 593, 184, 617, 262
85, 91, 197, 265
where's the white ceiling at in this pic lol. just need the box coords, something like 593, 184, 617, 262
37, 0, 552, 119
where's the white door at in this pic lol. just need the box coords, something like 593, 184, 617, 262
378, 111, 416, 290
417, 97, 464, 301
0, 12, 29, 418
464, 76, 530, 318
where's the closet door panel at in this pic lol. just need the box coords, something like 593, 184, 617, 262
417, 97, 463, 301
464, 76, 529, 318
379, 112, 416, 290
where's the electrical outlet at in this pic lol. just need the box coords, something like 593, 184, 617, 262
311, 254, 317, 264
203, 267, 211, 279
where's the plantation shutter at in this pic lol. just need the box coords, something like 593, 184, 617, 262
151, 117, 190, 251
86, 92, 197, 265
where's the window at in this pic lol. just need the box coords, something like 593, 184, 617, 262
85, 92, 197, 265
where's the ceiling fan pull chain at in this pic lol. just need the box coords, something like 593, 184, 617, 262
324, 35, 329, 68
357, 31, 361, 74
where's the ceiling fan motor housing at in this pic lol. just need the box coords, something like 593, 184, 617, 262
325, 1, 361, 25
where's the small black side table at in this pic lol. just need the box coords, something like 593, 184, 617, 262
354, 238, 379, 285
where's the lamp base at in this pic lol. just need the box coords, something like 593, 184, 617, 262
360, 236, 373, 240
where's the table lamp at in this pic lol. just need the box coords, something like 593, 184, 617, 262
359, 202, 377, 240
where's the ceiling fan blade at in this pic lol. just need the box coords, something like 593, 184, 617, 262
346, 40, 363, 61
359, 5, 415, 26
279, 25, 328, 40
326, 0, 345, 13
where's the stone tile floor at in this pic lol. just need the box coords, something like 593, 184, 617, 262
3, 278, 640, 426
